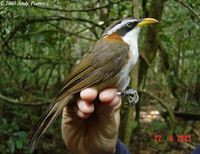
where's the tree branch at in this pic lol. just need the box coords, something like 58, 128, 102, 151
162, 111, 200, 121
47, 22, 96, 41
3, 16, 104, 48
43, 64, 56, 93
175, 0, 200, 22
0, 93, 51, 106
139, 89, 175, 123
31, 0, 123, 12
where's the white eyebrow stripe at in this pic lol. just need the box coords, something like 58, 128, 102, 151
106, 19, 137, 35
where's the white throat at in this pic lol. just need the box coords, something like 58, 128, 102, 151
117, 27, 140, 91
118, 28, 140, 91
122, 27, 140, 65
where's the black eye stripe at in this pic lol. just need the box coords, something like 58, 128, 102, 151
103, 18, 139, 36
126, 21, 138, 28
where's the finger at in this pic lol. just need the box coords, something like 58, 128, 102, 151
97, 95, 121, 115
77, 99, 94, 114
74, 98, 95, 119
97, 88, 121, 119
80, 88, 98, 102
109, 94, 120, 106
96, 88, 121, 124
73, 102, 91, 119
76, 110, 90, 119
99, 88, 118, 104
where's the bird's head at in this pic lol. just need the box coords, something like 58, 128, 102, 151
103, 18, 159, 46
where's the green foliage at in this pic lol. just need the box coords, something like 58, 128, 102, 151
0, 118, 29, 154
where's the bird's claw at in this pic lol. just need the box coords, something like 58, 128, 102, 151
117, 88, 139, 106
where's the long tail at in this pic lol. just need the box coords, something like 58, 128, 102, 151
29, 95, 73, 152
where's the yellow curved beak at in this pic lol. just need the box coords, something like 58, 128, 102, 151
137, 18, 159, 27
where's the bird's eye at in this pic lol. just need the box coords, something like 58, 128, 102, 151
126, 22, 133, 28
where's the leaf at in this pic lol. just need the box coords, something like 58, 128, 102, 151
16, 140, 23, 149
7, 138, 15, 153
131, 121, 138, 130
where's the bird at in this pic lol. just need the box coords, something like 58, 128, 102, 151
29, 17, 158, 151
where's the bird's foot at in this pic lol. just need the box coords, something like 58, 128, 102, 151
117, 88, 139, 106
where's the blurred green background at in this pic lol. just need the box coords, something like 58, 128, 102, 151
0, 0, 199, 153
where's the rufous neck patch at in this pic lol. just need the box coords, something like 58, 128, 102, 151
103, 34, 125, 43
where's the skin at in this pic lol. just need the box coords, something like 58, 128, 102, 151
61, 88, 121, 154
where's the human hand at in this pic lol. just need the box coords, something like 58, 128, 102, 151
61, 88, 121, 154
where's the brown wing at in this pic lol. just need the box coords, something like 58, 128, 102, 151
56, 39, 129, 101
29, 38, 129, 151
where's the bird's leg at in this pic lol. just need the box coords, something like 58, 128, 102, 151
117, 88, 139, 106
